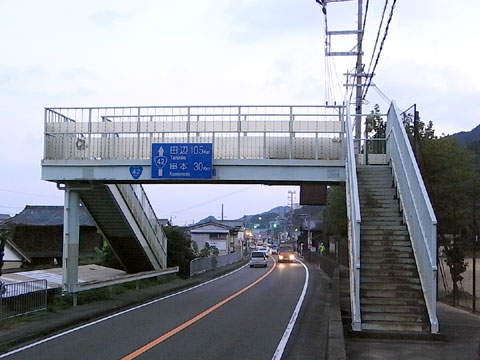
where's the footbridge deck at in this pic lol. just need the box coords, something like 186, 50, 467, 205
42, 105, 347, 184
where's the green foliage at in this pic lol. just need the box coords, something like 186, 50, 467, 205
164, 226, 196, 278
443, 245, 468, 294
94, 241, 123, 270
326, 186, 347, 237
366, 104, 386, 139
406, 113, 476, 288
416, 136, 476, 237
199, 242, 219, 257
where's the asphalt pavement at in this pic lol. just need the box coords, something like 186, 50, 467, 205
2, 258, 478, 360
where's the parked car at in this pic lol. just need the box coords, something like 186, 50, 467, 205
250, 250, 268, 268
277, 244, 295, 263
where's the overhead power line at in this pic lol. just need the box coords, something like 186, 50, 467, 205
363, 0, 397, 100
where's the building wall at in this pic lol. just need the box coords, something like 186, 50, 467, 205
3, 244, 23, 269
11, 225, 103, 265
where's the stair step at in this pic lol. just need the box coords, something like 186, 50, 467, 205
361, 282, 422, 291
361, 297, 425, 307
361, 276, 420, 284
362, 263, 417, 271
362, 269, 418, 277
361, 304, 425, 314
361, 234, 409, 240
361, 240, 411, 247
361, 256, 415, 264
361, 289, 424, 299
361, 321, 430, 332
362, 312, 426, 323
362, 251, 413, 258
361, 229, 409, 236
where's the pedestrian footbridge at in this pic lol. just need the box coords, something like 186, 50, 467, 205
42, 102, 438, 333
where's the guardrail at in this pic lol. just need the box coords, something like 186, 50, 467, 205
0, 280, 47, 320
115, 184, 168, 269
190, 251, 243, 277
44, 105, 346, 161
386, 101, 439, 333
344, 102, 362, 331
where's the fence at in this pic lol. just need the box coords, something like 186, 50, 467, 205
0, 280, 48, 320
438, 243, 480, 314
190, 251, 243, 277
44, 105, 346, 162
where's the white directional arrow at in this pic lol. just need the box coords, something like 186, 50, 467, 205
158, 146, 164, 156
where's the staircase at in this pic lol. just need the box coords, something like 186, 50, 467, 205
79, 183, 167, 273
358, 165, 430, 332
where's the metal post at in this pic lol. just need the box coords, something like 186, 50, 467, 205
354, 0, 363, 153
62, 186, 80, 294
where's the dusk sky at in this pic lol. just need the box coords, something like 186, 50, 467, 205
1, 1, 478, 225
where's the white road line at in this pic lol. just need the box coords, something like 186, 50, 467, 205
0, 263, 249, 359
271, 259, 310, 360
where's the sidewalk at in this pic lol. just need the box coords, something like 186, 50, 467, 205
345, 302, 480, 360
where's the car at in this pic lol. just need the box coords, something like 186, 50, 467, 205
250, 250, 268, 268
277, 244, 295, 263
257, 246, 269, 257
269, 245, 278, 255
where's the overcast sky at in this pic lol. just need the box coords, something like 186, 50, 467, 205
1, 1, 478, 225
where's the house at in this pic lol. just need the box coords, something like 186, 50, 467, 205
2, 239, 31, 270
189, 220, 245, 256
1, 205, 103, 267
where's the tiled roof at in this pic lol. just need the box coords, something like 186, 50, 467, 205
3, 205, 95, 226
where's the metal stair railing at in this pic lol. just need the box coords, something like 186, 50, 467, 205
345, 102, 362, 331
115, 184, 167, 269
386, 101, 438, 334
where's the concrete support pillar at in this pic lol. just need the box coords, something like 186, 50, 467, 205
62, 186, 80, 293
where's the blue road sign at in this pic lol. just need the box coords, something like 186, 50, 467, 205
151, 143, 213, 179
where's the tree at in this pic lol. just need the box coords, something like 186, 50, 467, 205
164, 226, 196, 278
405, 114, 477, 296
325, 186, 347, 238
199, 242, 219, 258
365, 104, 386, 155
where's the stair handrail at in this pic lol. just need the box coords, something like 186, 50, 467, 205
116, 184, 168, 269
386, 101, 439, 333
345, 102, 362, 331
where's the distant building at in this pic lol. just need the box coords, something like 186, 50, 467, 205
2, 239, 31, 270
1, 205, 103, 267
189, 220, 245, 256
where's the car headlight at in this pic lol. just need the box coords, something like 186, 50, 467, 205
289, 254, 295, 260
279, 255, 284, 260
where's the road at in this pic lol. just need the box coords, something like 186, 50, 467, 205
1, 257, 315, 360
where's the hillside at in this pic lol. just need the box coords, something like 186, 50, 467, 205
449, 124, 480, 146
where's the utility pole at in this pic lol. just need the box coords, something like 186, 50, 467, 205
321, 0, 365, 153
355, 0, 363, 143
288, 190, 296, 242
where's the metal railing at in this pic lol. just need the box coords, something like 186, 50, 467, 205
44, 105, 346, 161
190, 251, 243, 277
386, 101, 439, 333
344, 102, 362, 331
114, 184, 168, 269
0, 280, 48, 320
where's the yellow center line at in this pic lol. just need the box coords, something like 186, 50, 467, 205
121, 259, 276, 360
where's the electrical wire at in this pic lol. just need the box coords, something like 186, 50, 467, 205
363, 0, 397, 100
364, 0, 389, 86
